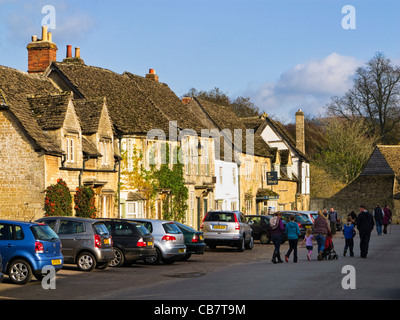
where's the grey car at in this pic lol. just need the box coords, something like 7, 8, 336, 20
201, 210, 254, 252
37, 217, 114, 272
130, 219, 186, 265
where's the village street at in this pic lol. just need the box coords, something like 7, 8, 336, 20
1, 226, 399, 302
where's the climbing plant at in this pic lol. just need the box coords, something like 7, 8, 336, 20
74, 186, 97, 218
44, 178, 73, 217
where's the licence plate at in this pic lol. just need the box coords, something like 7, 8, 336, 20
147, 241, 153, 246
213, 225, 226, 230
51, 259, 62, 266
179, 248, 185, 253
104, 238, 110, 245
199, 235, 204, 240
306, 226, 312, 229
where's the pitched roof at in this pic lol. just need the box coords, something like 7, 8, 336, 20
73, 98, 106, 135
49, 62, 201, 135
0, 65, 63, 155
362, 145, 400, 176
28, 93, 71, 131
241, 114, 308, 161
187, 98, 273, 158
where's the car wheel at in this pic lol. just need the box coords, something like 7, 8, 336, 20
260, 233, 269, 244
110, 247, 125, 267
144, 247, 161, 265
77, 252, 96, 272
8, 259, 33, 285
245, 236, 254, 250
237, 238, 245, 252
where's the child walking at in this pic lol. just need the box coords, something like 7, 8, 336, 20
302, 228, 314, 261
343, 217, 356, 257
285, 215, 301, 263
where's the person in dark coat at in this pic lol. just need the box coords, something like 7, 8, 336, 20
373, 205, 384, 236
383, 204, 392, 234
357, 205, 375, 258
270, 212, 285, 264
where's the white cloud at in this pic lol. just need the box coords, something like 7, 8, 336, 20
244, 53, 363, 122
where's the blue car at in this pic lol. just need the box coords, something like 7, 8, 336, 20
0, 220, 64, 285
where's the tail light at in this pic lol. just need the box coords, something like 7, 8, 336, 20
297, 223, 302, 228
234, 214, 240, 230
162, 235, 176, 242
94, 234, 102, 248
35, 241, 44, 254
137, 238, 147, 247
200, 213, 208, 230
192, 234, 199, 243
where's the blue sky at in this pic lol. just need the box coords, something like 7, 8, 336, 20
1, 0, 399, 122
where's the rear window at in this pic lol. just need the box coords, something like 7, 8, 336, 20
135, 224, 151, 236
162, 222, 181, 234
205, 212, 236, 222
31, 225, 59, 241
175, 222, 196, 233
295, 216, 310, 223
93, 223, 110, 236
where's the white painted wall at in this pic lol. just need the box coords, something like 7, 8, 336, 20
214, 160, 239, 211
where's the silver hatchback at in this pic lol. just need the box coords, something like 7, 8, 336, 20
130, 219, 186, 265
201, 210, 254, 252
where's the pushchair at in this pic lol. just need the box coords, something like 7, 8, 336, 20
322, 232, 338, 260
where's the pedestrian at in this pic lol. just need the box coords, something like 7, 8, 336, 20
328, 208, 338, 236
343, 216, 356, 257
301, 228, 314, 261
383, 204, 392, 234
357, 205, 375, 258
373, 205, 384, 236
348, 211, 357, 225
313, 210, 331, 260
284, 215, 300, 263
270, 212, 285, 264
322, 209, 329, 219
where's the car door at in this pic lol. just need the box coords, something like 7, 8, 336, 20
57, 219, 86, 262
0, 223, 16, 265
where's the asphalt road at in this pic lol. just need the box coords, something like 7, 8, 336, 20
98, 225, 400, 300
0, 225, 399, 301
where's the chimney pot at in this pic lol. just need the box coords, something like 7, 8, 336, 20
182, 97, 192, 105
66, 45, 72, 58
32, 35, 38, 42
41, 26, 48, 41
75, 47, 80, 58
146, 69, 159, 82
48, 32, 52, 42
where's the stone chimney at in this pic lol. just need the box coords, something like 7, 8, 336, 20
146, 69, 159, 82
295, 109, 305, 154
27, 26, 58, 74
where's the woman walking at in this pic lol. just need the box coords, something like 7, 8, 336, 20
270, 212, 285, 264
313, 210, 331, 260
284, 215, 300, 263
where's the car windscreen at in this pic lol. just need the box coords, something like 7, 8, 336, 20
205, 212, 235, 222
30, 225, 59, 241
162, 222, 182, 234
93, 223, 110, 236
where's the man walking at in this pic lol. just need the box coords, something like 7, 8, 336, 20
357, 205, 375, 258
329, 208, 338, 236
373, 205, 384, 236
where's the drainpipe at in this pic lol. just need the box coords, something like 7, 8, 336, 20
78, 156, 91, 187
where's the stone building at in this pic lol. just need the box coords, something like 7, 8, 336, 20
323, 145, 399, 221
241, 110, 310, 211
45, 40, 215, 229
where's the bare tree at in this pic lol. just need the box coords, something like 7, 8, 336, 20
327, 53, 400, 143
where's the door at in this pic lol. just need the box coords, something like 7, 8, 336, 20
0, 223, 16, 265
57, 219, 86, 262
